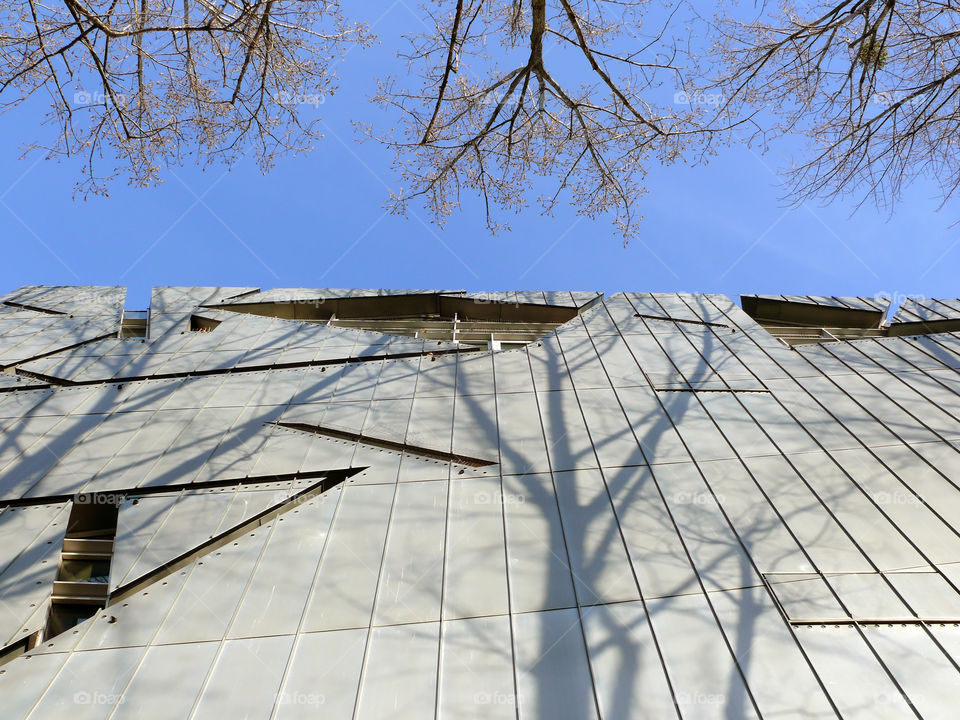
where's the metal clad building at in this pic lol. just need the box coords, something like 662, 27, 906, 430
0, 286, 958, 718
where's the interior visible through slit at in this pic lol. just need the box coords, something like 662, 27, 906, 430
740, 295, 894, 345
0, 470, 358, 666
45, 496, 120, 638
119, 310, 149, 339
205, 293, 590, 349
189, 314, 222, 332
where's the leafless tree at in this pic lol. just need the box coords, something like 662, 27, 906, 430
369, 1, 732, 238
708, 0, 960, 212
3, 0, 957, 235
0, 0, 370, 194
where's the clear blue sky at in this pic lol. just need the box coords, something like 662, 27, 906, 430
0, 4, 955, 310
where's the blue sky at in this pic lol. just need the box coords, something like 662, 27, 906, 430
0, 3, 955, 310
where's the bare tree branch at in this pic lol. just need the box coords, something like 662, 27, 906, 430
706, 0, 960, 211
0, 0, 371, 194
369, 0, 732, 240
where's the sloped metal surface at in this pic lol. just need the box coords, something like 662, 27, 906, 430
891, 297, 960, 324
744, 294, 889, 313
0, 503, 70, 647
0, 286, 959, 718
3, 286, 125, 319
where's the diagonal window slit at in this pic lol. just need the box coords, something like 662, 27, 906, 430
107, 469, 357, 603
0, 469, 358, 666
633, 312, 731, 330
46, 497, 120, 638
273, 421, 498, 468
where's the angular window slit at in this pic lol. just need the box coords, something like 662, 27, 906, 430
208, 292, 588, 348
119, 309, 149, 339
273, 421, 498, 468
45, 497, 120, 638
189, 314, 221, 332
633, 312, 731, 330
0, 469, 359, 666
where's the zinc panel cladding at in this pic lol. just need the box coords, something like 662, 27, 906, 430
6, 288, 960, 718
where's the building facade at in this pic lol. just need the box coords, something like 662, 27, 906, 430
0, 286, 958, 718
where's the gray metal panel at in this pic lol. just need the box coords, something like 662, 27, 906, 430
646, 591, 761, 720
416, 354, 459, 397
141, 407, 249, 488
575, 388, 647, 468
553, 469, 640, 605
443, 477, 510, 620
581, 600, 677, 718
605, 464, 697, 599
798, 626, 920, 718
711, 587, 838, 719
228, 492, 340, 638
373, 480, 446, 625
29, 410, 152, 496
110, 641, 220, 720
493, 349, 534, 394
192, 635, 294, 719
0, 503, 69, 646
0, 651, 70, 718
528, 336, 574, 391
502, 473, 576, 613
406, 395, 455, 452
24, 646, 143, 720
78, 570, 191, 650
354, 621, 440, 720
655, 460, 762, 593
439, 615, 516, 719
885, 572, 960, 619
536, 391, 598, 472
9, 286, 960, 717
864, 625, 960, 717
113, 486, 303, 592
451, 392, 499, 462
496, 393, 549, 475
152, 522, 272, 644
302, 483, 395, 631
274, 628, 367, 719
787, 450, 928, 571
513, 608, 599, 720
741, 454, 875, 573
697, 458, 815, 574
892, 297, 957, 323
